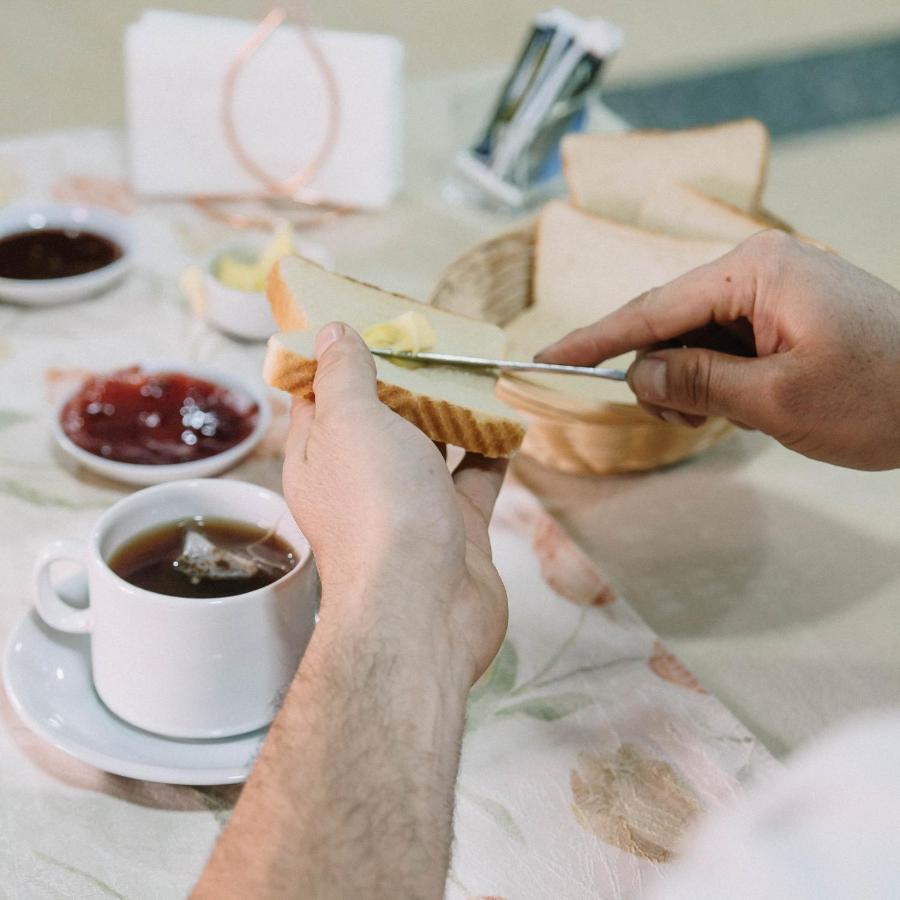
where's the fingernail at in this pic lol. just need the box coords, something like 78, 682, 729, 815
315, 322, 345, 358
631, 358, 667, 402
660, 409, 692, 428
533, 342, 557, 362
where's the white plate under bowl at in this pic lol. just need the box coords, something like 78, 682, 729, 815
51, 360, 272, 486
0, 202, 135, 306
3, 609, 265, 784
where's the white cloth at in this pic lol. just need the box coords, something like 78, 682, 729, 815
653, 710, 900, 899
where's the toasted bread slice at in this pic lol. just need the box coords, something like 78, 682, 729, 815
264, 256, 526, 457
637, 181, 771, 243
504, 201, 735, 410
562, 119, 769, 222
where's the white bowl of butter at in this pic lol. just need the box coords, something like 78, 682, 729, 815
198, 227, 333, 342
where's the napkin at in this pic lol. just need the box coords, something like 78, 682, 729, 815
125, 11, 404, 209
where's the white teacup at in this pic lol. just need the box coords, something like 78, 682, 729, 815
32, 479, 318, 739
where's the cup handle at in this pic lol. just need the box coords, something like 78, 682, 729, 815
33, 539, 92, 634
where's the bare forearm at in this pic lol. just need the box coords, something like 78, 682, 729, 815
194, 606, 471, 899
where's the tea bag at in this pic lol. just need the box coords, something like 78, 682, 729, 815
175, 518, 294, 584
176, 530, 291, 584
176, 530, 258, 582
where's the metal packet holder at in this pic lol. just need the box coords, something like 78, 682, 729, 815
448, 9, 623, 210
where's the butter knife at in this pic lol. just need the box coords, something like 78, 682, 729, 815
369, 348, 627, 381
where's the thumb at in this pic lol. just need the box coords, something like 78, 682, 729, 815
311, 322, 378, 410
629, 348, 782, 428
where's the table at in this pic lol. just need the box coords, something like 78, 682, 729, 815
0, 116, 894, 897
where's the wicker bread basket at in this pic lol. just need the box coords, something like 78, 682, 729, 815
430, 222, 732, 475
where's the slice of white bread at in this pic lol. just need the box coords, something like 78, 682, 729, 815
562, 119, 769, 222
504, 201, 735, 410
264, 256, 526, 457
638, 181, 832, 252
637, 181, 771, 243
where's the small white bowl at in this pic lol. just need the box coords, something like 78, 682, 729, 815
203, 253, 278, 342
202, 241, 333, 342
51, 361, 271, 486
0, 202, 135, 306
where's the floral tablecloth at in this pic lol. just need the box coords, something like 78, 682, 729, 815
0, 130, 777, 898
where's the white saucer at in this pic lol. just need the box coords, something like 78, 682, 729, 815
3, 609, 267, 784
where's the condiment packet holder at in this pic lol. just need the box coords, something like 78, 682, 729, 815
449, 10, 623, 210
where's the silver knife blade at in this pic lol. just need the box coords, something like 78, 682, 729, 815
369, 348, 627, 381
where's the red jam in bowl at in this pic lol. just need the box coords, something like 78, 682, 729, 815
60, 366, 259, 465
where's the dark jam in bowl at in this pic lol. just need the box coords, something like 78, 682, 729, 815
60, 367, 259, 465
0, 228, 123, 280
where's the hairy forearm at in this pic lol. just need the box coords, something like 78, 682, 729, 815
194, 600, 471, 899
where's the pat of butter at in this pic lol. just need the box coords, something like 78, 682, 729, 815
216, 223, 296, 293
217, 256, 266, 293
362, 311, 437, 354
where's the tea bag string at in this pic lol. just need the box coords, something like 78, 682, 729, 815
243, 510, 294, 574
191, 3, 354, 231
244, 510, 285, 551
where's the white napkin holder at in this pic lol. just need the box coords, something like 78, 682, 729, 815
125, 11, 404, 210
